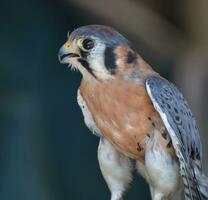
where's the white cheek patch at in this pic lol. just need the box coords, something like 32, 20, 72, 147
87, 39, 113, 80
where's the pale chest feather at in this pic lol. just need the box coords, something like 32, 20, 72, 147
77, 89, 102, 137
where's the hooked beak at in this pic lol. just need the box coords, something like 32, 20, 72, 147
58, 41, 80, 64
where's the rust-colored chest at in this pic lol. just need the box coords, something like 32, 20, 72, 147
79, 77, 163, 160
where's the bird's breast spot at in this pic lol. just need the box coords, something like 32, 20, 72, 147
77, 89, 102, 137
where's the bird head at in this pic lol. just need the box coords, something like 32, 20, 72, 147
58, 25, 138, 80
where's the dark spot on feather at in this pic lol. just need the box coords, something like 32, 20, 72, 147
152, 122, 155, 127
78, 59, 96, 78
175, 116, 180, 121
185, 191, 190, 197
167, 103, 171, 109
180, 135, 185, 145
195, 151, 200, 160
175, 116, 182, 125
104, 46, 116, 74
174, 107, 179, 113
190, 186, 197, 193
162, 132, 168, 140
180, 109, 184, 114
164, 88, 168, 92
188, 124, 191, 131
148, 117, 151, 121
188, 111, 192, 117
165, 97, 170, 101
126, 51, 136, 64
167, 140, 172, 148
137, 147, 142, 152
137, 142, 143, 151
190, 148, 195, 159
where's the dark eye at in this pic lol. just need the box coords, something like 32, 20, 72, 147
82, 39, 94, 50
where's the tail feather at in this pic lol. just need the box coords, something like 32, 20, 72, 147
196, 170, 208, 200
179, 160, 200, 199
194, 166, 208, 200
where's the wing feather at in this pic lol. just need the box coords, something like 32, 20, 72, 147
146, 76, 203, 200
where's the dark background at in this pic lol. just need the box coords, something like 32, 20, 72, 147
1, 0, 207, 199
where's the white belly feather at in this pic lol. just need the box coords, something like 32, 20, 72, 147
77, 89, 101, 137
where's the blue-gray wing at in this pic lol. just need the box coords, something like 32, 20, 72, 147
146, 76, 203, 200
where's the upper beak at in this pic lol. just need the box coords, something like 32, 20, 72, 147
58, 41, 80, 64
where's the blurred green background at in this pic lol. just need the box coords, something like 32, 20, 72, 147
1, 0, 207, 199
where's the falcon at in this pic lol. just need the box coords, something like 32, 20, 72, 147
58, 25, 208, 200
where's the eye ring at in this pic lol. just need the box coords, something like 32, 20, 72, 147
77, 38, 94, 51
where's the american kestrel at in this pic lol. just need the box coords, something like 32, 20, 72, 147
58, 25, 208, 200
